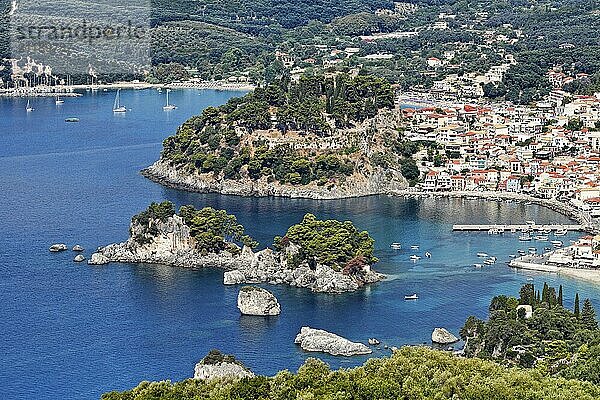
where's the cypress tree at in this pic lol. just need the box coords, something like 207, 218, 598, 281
558, 285, 563, 306
581, 299, 598, 330
542, 282, 549, 304
575, 293, 580, 318
536, 290, 541, 305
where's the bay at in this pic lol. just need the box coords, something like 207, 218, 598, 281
0, 89, 595, 399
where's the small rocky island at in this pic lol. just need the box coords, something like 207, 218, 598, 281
237, 286, 281, 316
143, 74, 413, 200
194, 350, 254, 380
89, 201, 383, 293
294, 327, 372, 356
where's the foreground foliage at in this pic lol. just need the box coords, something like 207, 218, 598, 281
101, 346, 600, 400
461, 283, 600, 384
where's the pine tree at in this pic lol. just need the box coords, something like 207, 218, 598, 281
581, 299, 598, 330
542, 282, 549, 304
558, 285, 563, 306
575, 293, 580, 318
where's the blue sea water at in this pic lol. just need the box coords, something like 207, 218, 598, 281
0, 89, 598, 399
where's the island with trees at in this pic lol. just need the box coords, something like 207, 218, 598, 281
142, 73, 417, 199
89, 202, 383, 293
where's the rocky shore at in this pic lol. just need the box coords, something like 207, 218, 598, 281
89, 215, 383, 294
142, 159, 407, 200
193, 350, 254, 380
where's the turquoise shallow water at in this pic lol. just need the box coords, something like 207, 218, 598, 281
0, 90, 596, 399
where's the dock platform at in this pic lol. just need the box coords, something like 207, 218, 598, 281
452, 224, 584, 232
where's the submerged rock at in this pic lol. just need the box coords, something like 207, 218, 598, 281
294, 327, 372, 356
237, 286, 281, 316
73, 254, 86, 262
72, 245, 84, 252
431, 328, 459, 344
193, 350, 254, 380
49, 243, 68, 252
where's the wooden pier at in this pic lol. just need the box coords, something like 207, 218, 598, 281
452, 224, 584, 232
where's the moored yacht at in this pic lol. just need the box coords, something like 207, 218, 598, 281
112, 89, 127, 113
404, 293, 418, 300
390, 242, 402, 250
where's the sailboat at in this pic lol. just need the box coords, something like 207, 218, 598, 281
26, 99, 34, 112
163, 89, 177, 110
55, 96, 64, 105
112, 89, 127, 113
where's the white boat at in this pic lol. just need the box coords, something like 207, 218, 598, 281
112, 89, 127, 113
425, 252, 432, 258
26, 99, 34, 112
535, 235, 549, 241
163, 89, 177, 110
518, 250, 526, 256
551, 240, 563, 247
477, 252, 489, 258
55, 96, 64, 105
390, 243, 402, 250
527, 277, 534, 281
509, 254, 516, 258
526, 220, 536, 225
528, 247, 537, 254
404, 294, 418, 300
555, 229, 568, 236
519, 235, 532, 241
411, 245, 419, 250
474, 263, 483, 268
368, 338, 380, 345
410, 255, 421, 261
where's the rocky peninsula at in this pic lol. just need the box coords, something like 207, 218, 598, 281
89, 202, 384, 294
142, 74, 412, 200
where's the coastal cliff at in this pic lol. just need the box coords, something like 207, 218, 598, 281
143, 74, 411, 199
90, 202, 384, 293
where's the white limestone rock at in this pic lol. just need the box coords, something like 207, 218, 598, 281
72, 245, 84, 252
237, 286, 281, 316
49, 243, 68, 252
431, 328, 459, 344
224, 270, 246, 285
88, 252, 109, 265
294, 327, 372, 356
193, 350, 254, 381
73, 254, 86, 262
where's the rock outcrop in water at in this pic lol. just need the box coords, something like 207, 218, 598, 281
431, 328, 459, 344
49, 243, 67, 252
193, 350, 254, 380
237, 286, 281, 316
294, 327, 372, 356
89, 204, 384, 294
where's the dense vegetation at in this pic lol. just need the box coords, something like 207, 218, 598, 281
102, 346, 600, 400
273, 213, 377, 271
131, 201, 257, 253
461, 282, 600, 384
161, 73, 394, 187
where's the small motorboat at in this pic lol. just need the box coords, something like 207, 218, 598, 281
484, 258, 496, 265
404, 294, 418, 300
477, 252, 489, 258
474, 263, 483, 268
535, 235, 549, 241
551, 240, 563, 248
509, 254, 517, 258
527, 277, 534, 281
411, 245, 419, 250
555, 229, 568, 236
528, 247, 537, 254
368, 338, 380, 345
425, 252, 432, 258
390, 243, 402, 250
519, 235, 532, 241
518, 250, 526, 256
65, 117, 80, 123
410, 255, 421, 261
526, 220, 536, 225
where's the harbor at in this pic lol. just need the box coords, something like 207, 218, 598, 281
453, 224, 584, 232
